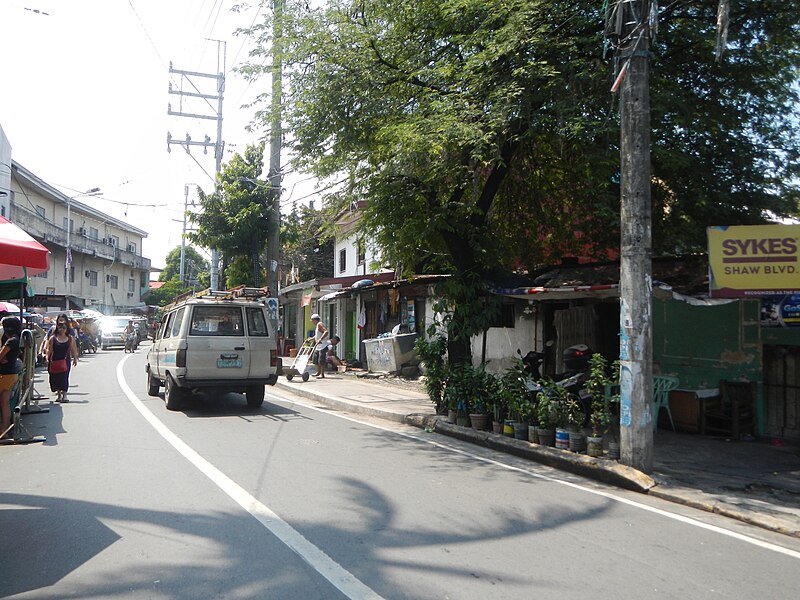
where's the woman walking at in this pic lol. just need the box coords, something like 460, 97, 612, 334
45, 319, 78, 403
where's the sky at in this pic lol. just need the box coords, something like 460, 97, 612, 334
0, 0, 314, 274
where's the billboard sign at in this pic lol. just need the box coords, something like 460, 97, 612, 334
708, 224, 800, 298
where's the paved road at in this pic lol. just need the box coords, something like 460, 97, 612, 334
1, 346, 799, 599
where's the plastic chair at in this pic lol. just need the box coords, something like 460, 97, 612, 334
652, 375, 680, 432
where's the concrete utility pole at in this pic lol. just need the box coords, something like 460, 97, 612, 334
265, 0, 284, 298
167, 42, 226, 291
615, 0, 654, 472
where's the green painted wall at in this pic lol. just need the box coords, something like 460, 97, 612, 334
653, 295, 764, 433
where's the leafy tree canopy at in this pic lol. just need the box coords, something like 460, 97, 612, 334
281, 202, 334, 283
241, 0, 800, 359
187, 143, 276, 286
159, 245, 210, 286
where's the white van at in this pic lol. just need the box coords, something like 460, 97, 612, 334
146, 288, 281, 410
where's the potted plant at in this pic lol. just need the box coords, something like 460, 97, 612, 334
468, 364, 493, 431
500, 361, 529, 438
535, 379, 568, 447
586, 353, 613, 457
488, 374, 508, 434
416, 334, 448, 415
566, 395, 587, 452
443, 362, 474, 427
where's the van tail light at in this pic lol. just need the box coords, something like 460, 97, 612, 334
270, 349, 277, 367
176, 349, 186, 368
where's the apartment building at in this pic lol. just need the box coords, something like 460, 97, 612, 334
6, 160, 151, 314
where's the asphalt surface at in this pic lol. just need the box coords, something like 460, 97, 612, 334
274, 369, 800, 539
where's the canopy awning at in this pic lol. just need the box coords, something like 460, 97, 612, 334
490, 284, 620, 301
0, 215, 50, 280
319, 290, 347, 302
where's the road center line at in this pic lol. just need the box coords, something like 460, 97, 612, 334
118, 358, 386, 600
267, 390, 800, 560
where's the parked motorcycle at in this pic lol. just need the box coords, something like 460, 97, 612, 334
518, 344, 594, 426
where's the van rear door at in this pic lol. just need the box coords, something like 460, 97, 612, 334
245, 306, 274, 378
185, 305, 250, 382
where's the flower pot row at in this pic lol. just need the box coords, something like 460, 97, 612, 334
443, 411, 621, 460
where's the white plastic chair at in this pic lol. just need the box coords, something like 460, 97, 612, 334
652, 375, 680, 432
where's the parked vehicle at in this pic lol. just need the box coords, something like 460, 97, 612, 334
99, 315, 138, 350
146, 287, 282, 411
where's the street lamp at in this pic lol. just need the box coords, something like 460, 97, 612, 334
66, 187, 101, 304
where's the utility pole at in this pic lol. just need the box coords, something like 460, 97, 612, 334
265, 0, 284, 298
180, 184, 189, 284
167, 42, 226, 290
612, 0, 654, 472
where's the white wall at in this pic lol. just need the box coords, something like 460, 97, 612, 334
0, 124, 11, 218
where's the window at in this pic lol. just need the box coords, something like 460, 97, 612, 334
62, 217, 74, 234
160, 312, 174, 339
170, 307, 185, 337
190, 306, 244, 336
357, 239, 366, 265
490, 304, 515, 328
246, 308, 269, 337
109, 235, 119, 247
89, 227, 99, 240
34, 269, 48, 278
127, 241, 137, 253
339, 248, 347, 273
128, 279, 135, 293
35, 205, 46, 218
89, 270, 98, 286
68, 266, 75, 283
109, 275, 118, 289
140, 273, 147, 288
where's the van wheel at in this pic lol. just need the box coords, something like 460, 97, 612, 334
147, 372, 160, 397
164, 375, 184, 411
246, 385, 265, 408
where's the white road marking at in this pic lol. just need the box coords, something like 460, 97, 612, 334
266, 390, 800, 561
118, 359, 385, 600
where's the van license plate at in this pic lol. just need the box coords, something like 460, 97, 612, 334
217, 358, 242, 368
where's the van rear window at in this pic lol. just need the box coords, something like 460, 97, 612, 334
246, 307, 269, 337
189, 306, 244, 336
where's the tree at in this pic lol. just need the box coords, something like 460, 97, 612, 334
187, 143, 276, 287
281, 202, 334, 283
145, 279, 189, 307
159, 246, 210, 287
240, 0, 800, 363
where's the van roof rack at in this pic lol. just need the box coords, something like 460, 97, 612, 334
164, 285, 272, 310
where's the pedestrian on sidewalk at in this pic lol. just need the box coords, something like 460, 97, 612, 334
306, 313, 329, 378
45, 320, 79, 403
0, 316, 22, 438
325, 335, 346, 371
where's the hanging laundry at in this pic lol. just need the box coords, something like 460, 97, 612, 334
357, 302, 366, 330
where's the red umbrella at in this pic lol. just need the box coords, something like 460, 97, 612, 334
0, 215, 50, 280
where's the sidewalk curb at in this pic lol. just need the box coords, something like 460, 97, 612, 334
647, 487, 800, 538
275, 381, 412, 423
405, 415, 655, 493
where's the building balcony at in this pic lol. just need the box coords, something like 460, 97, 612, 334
10, 204, 151, 272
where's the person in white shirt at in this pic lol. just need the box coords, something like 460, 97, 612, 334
305, 313, 329, 378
